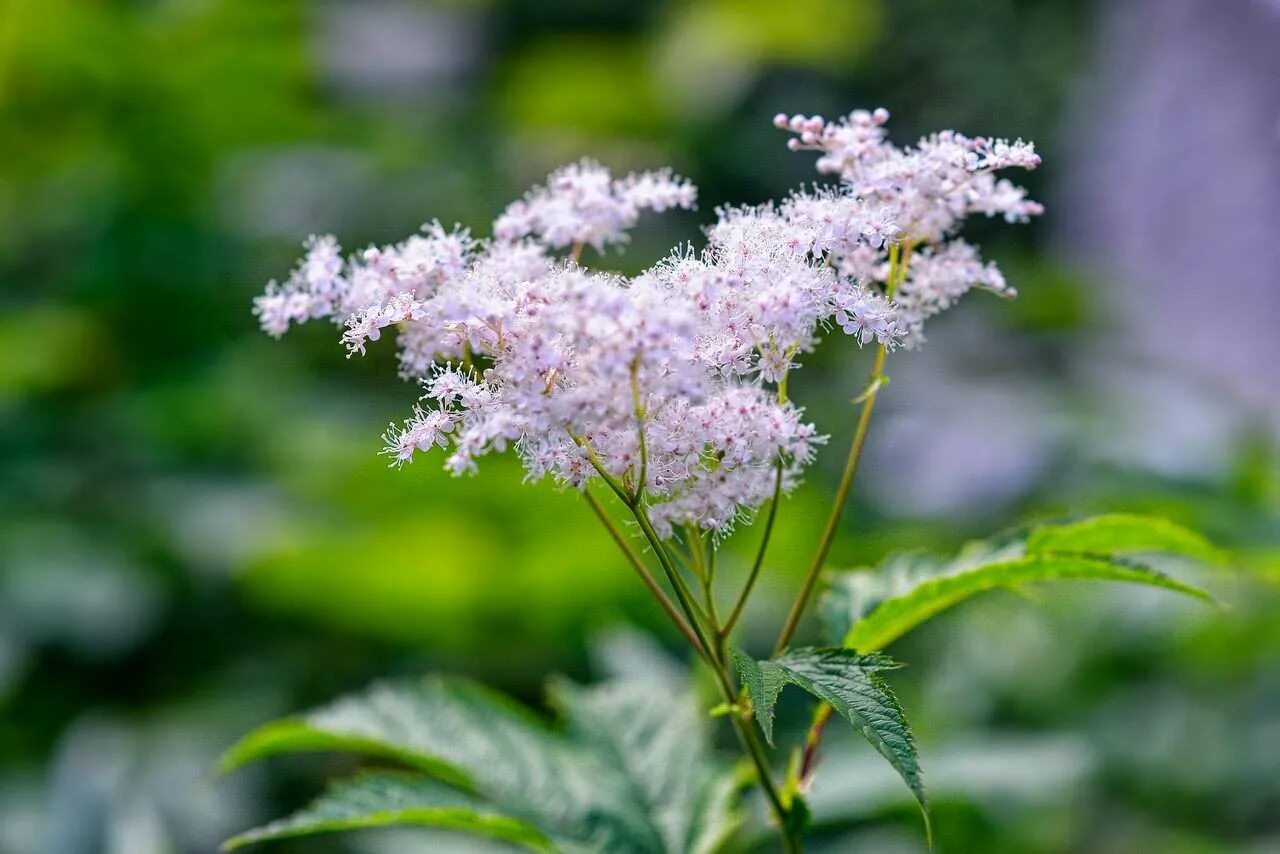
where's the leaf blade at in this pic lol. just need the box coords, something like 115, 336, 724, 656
218, 719, 471, 787
219, 676, 650, 851
222, 772, 552, 852
550, 676, 739, 854
728, 648, 787, 746
841, 554, 1213, 653
1026, 514, 1226, 564
774, 648, 927, 836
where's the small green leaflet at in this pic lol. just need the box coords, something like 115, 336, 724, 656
731, 648, 925, 834
222, 772, 552, 852
728, 648, 786, 746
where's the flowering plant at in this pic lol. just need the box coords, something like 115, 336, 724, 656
226, 109, 1217, 852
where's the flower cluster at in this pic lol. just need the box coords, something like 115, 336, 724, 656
775, 108, 1041, 344
255, 109, 1041, 535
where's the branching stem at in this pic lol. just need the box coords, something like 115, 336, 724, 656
721, 458, 783, 638
583, 489, 699, 649
628, 506, 795, 850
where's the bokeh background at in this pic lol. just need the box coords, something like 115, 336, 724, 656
2, 1, 1279, 852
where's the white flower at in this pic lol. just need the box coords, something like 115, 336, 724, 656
778, 109, 1042, 244
383, 406, 455, 466
252, 235, 345, 337
776, 107, 1041, 340
492, 159, 696, 252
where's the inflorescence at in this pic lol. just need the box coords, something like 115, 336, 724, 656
254, 110, 1041, 537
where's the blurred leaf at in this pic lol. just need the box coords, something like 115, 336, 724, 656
223, 771, 551, 851
823, 515, 1219, 651
0, 306, 110, 397
655, 0, 881, 115
550, 677, 739, 854
237, 456, 650, 658
836, 554, 1212, 654
1026, 514, 1227, 565
222, 675, 732, 852
662, 0, 880, 68
818, 551, 952, 647
497, 37, 668, 137
219, 716, 469, 787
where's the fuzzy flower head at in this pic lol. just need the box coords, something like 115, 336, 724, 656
492, 159, 696, 253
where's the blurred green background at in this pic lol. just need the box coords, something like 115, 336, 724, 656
2, 1, 1278, 852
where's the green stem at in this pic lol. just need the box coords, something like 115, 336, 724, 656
772, 241, 911, 656
583, 490, 700, 649
630, 509, 717, 658
721, 458, 783, 638
686, 524, 721, 627
799, 702, 834, 784
628, 508, 795, 850
704, 540, 720, 628
773, 343, 887, 654
630, 360, 648, 503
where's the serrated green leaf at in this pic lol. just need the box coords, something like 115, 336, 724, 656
773, 648, 927, 837
840, 554, 1213, 653
728, 649, 787, 746
550, 677, 739, 854
217, 718, 471, 787
821, 514, 1222, 648
220, 676, 655, 851
223, 772, 551, 851
1026, 514, 1226, 565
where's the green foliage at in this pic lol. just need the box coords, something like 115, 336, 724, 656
731, 648, 925, 830
549, 678, 740, 854
660, 0, 881, 74
727, 648, 786, 746
497, 38, 669, 138
1024, 513, 1227, 564
223, 772, 552, 851
822, 515, 1218, 652
222, 674, 738, 852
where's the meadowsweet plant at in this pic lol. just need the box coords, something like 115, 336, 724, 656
228, 109, 1217, 853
